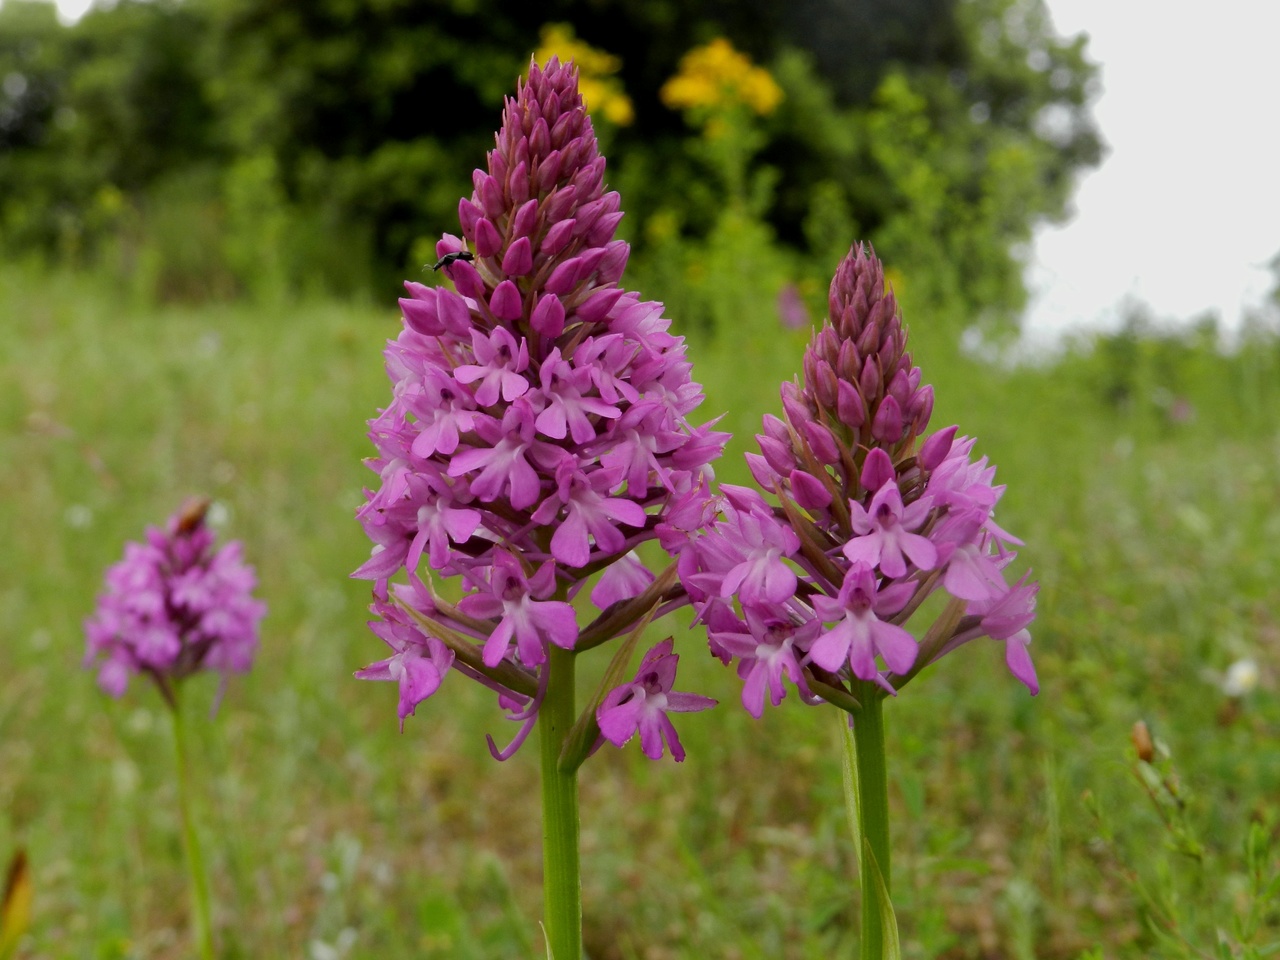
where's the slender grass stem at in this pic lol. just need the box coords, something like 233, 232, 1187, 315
539, 646, 582, 959
170, 688, 215, 960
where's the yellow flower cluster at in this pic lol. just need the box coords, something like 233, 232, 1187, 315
533, 24, 634, 126
659, 38, 783, 117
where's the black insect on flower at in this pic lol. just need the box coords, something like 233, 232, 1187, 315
430, 251, 475, 271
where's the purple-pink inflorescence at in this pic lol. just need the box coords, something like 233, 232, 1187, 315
354, 58, 726, 756
680, 245, 1038, 717
84, 499, 266, 702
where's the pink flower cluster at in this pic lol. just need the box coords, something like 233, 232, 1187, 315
354, 59, 725, 755
84, 500, 266, 700
680, 246, 1038, 717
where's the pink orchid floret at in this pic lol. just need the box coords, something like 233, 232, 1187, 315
454, 326, 532, 407
457, 554, 579, 667
810, 564, 917, 692
714, 610, 817, 718
844, 473, 938, 579
930, 508, 1009, 602
355, 58, 726, 755
535, 465, 649, 568
406, 367, 478, 458
356, 586, 456, 729
948, 575, 1040, 694
714, 485, 801, 606
589, 551, 655, 609
596, 639, 717, 761
84, 500, 266, 700
536, 348, 623, 442
681, 244, 1039, 712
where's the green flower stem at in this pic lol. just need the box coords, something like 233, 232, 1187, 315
853, 685, 891, 960
539, 645, 582, 959
170, 688, 215, 960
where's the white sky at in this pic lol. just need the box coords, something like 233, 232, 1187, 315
49, 0, 1280, 342
1027, 0, 1280, 341
50, 0, 91, 24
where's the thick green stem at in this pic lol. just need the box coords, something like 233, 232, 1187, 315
170, 688, 215, 960
539, 646, 582, 959
853, 686, 891, 960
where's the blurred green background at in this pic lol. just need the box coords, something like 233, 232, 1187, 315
2, 0, 1279, 957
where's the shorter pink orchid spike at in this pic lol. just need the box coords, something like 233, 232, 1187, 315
682, 244, 1039, 716
84, 499, 267, 704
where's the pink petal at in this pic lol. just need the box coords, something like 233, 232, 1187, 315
550, 511, 591, 567
1005, 632, 1039, 694
871, 620, 917, 674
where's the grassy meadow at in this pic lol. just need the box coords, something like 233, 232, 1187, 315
2, 260, 1279, 960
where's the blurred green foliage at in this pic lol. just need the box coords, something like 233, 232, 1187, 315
1, 0, 1100, 335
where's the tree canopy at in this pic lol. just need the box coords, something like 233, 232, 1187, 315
0, 0, 1101, 330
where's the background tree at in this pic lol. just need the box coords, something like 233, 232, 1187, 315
0, 0, 1100, 334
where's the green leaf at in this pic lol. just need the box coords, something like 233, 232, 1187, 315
839, 716, 862, 879
863, 839, 901, 960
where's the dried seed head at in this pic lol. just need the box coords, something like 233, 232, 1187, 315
1132, 719, 1155, 763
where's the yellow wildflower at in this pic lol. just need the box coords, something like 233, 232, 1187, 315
533, 24, 634, 126
660, 38, 783, 117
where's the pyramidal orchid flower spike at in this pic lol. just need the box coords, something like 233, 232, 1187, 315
680, 243, 1039, 959
354, 57, 725, 758
84, 497, 266, 707
683, 243, 1039, 711
355, 59, 727, 959
84, 498, 265, 960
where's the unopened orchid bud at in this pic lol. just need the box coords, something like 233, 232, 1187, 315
836, 380, 865, 428
919, 426, 958, 471
871, 394, 903, 444
811, 359, 840, 410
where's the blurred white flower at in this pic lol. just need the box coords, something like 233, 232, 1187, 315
206, 500, 231, 528
111, 757, 139, 797
64, 503, 93, 528
1222, 658, 1260, 698
196, 331, 220, 357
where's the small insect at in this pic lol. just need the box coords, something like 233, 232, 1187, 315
430, 251, 475, 271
